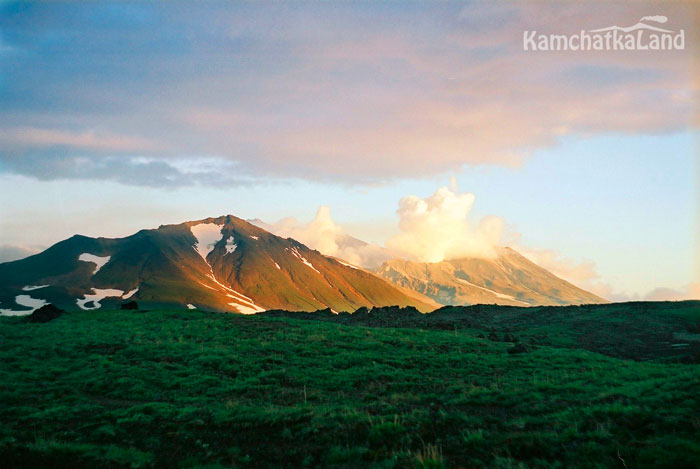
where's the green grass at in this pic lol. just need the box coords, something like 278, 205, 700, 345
271, 301, 700, 363
1, 306, 699, 468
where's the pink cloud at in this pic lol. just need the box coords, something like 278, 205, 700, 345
0, 127, 164, 153
644, 283, 700, 301
2, 2, 697, 182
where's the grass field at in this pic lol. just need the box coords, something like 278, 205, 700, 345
1, 302, 699, 468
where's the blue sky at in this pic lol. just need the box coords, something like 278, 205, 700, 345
0, 1, 698, 299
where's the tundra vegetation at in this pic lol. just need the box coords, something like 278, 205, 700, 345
1, 301, 699, 468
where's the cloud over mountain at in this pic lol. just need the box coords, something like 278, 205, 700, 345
387, 187, 503, 263
512, 244, 617, 300
266, 185, 505, 265
262, 207, 392, 269
264, 184, 692, 302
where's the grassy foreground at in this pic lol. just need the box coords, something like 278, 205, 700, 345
1, 305, 699, 468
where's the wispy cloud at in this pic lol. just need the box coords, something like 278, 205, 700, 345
512, 243, 618, 300
0, 153, 258, 188
0, 127, 163, 152
644, 283, 700, 301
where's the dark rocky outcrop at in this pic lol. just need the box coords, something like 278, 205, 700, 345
26, 304, 66, 323
120, 301, 138, 310
264, 305, 425, 328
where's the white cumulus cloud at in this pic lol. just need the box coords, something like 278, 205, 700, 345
264, 206, 392, 268
386, 186, 504, 263
266, 186, 506, 266
259, 185, 697, 304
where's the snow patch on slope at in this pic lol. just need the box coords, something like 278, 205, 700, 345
224, 288, 265, 315
225, 236, 237, 254
223, 287, 257, 305
0, 295, 48, 316
290, 247, 320, 274
227, 298, 265, 314
335, 258, 359, 270
250, 235, 259, 240
76, 288, 125, 310
187, 304, 197, 310
455, 278, 530, 306
22, 285, 49, 291
191, 223, 224, 263
202, 273, 265, 314
191, 224, 265, 314
79, 253, 111, 274
230, 303, 264, 315
122, 288, 139, 299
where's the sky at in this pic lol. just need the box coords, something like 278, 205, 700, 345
0, 1, 698, 301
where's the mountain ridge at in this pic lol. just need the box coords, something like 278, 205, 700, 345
375, 247, 605, 307
0, 215, 436, 315
0, 214, 604, 315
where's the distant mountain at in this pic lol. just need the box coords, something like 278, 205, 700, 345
0, 216, 436, 315
375, 247, 606, 307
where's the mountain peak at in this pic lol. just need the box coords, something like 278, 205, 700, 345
376, 248, 605, 307
183, 215, 272, 237
0, 215, 435, 315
